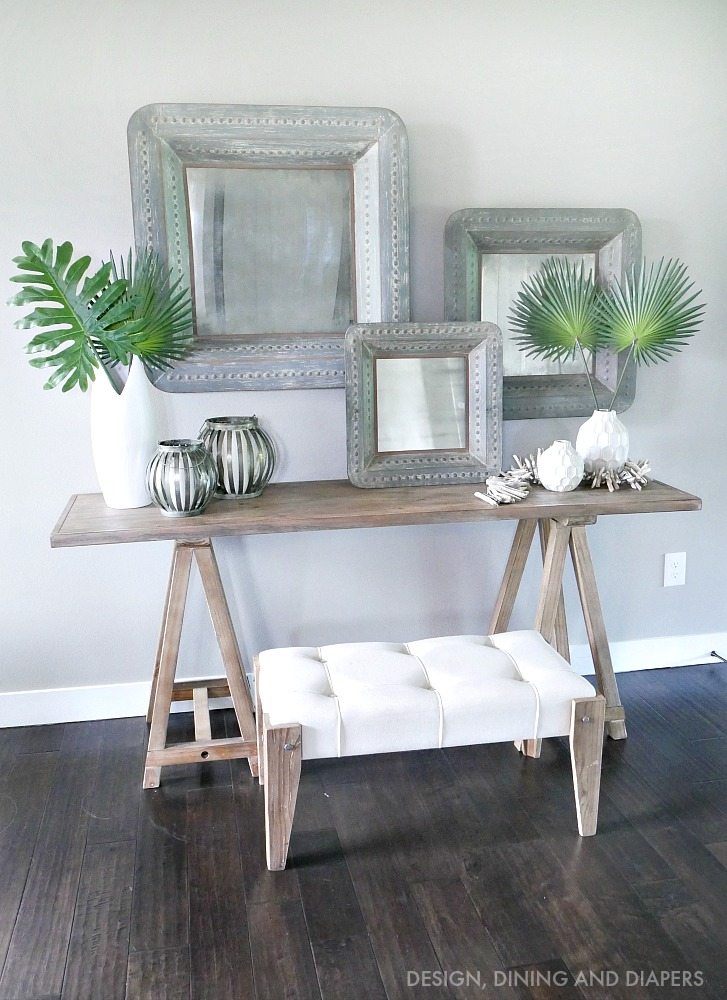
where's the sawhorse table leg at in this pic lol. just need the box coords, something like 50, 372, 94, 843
490, 516, 627, 753
143, 539, 258, 789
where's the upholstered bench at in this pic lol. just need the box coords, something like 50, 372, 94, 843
254, 630, 605, 870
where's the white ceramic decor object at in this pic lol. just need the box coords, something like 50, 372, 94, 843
90, 359, 158, 509
576, 409, 629, 474
537, 440, 584, 493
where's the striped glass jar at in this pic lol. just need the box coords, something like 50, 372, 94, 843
146, 439, 217, 517
199, 416, 276, 499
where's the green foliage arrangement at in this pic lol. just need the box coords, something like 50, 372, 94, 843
9, 239, 193, 392
509, 255, 705, 410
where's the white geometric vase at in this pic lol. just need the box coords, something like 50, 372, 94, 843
575, 409, 629, 474
90, 359, 159, 509
537, 440, 584, 493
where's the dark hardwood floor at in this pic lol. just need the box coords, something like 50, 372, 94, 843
1, 662, 726, 999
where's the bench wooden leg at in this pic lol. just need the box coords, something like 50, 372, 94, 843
264, 717, 302, 871
569, 695, 606, 836
515, 738, 542, 758
254, 655, 265, 786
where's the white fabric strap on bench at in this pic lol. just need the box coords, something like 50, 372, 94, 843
403, 643, 446, 749
316, 646, 343, 758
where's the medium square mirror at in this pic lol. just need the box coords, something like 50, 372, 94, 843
345, 323, 502, 488
444, 208, 641, 420
128, 104, 410, 391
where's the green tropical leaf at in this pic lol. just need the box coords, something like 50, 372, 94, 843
9, 240, 194, 391
600, 258, 705, 366
8, 240, 135, 391
509, 257, 606, 364
107, 249, 193, 372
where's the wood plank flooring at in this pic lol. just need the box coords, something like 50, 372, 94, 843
0, 663, 726, 999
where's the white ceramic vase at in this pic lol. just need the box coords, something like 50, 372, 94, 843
90, 359, 158, 509
575, 409, 629, 474
537, 440, 584, 493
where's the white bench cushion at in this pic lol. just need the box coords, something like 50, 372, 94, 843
257, 629, 596, 760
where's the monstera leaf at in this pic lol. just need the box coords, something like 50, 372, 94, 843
9, 240, 137, 391
9, 239, 193, 392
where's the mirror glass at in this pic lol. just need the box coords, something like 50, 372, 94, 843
480, 252, 596, 377
187, 166, 354, 337
375, 356, 468, 453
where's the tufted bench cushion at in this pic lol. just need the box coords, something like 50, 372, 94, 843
257, 630, 597, 758
255, 629, 605, 869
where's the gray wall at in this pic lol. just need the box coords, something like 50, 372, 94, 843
1, 0, 725, 708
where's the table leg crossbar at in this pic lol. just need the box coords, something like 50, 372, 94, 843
143, 539, 258, 789
490, 516, 627, 748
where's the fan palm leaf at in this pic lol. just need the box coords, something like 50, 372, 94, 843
600, 258, 705, 366
509, 257, 606, 363
107, 249, 193, 372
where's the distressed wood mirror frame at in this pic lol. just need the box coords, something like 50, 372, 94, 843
128, 104, 410, 391
345, 323, 502, 488
444, 208, 642, 420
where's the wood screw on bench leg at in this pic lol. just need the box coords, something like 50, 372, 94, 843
264, 718, 302, 871
569, 695, 606, 836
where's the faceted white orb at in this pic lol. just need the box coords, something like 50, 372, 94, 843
537, 440, 585, 493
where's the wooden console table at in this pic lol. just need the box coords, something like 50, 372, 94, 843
51, 479, 701, 783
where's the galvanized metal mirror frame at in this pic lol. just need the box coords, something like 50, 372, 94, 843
345, 323, 502, 488
444, 208, 641, 420
128, 104, 410, 391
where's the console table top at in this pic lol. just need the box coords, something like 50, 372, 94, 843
51, 479, 701, 548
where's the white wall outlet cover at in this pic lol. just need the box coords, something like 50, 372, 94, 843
664, 552, 687, 587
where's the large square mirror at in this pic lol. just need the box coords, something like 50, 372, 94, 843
444, 208, 641, 419
128, 104, 410, 391
345, 323, 502, 488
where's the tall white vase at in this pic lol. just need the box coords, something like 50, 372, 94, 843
575, 409, 629, 474
90, 359, 158, 508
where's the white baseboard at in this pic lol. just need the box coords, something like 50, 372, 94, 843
2, 633, 727, 728
0, 679, 235, 729
568, 631, 727, 676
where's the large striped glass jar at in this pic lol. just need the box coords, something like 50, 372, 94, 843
199, 416, 276, 499
146, 439, 217, 517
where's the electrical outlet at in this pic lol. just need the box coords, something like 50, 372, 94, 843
664, 552, 686, 587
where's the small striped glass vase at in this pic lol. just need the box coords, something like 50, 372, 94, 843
146, 439, 218, 517
199, 416, 276, 499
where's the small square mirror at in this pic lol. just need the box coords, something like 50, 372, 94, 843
345, 323, 502, 488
